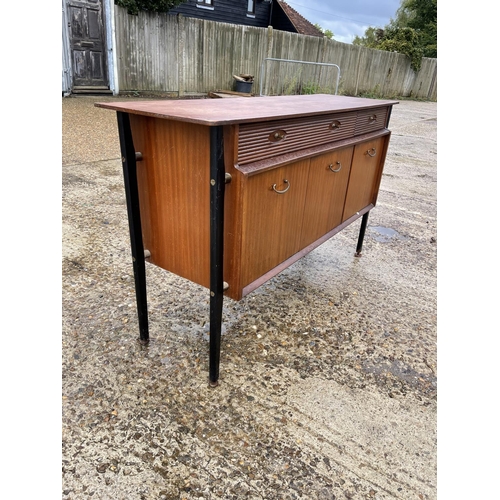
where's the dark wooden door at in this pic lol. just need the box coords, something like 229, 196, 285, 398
67, 0, 108, 88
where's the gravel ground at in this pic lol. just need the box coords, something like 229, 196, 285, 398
62, 95, 437, 500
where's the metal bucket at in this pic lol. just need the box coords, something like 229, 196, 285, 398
234, 80, 253, 93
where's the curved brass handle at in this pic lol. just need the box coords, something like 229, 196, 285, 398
329, 120, 341, 130
366, 148, 376, 157
328, 161, 342, 172
368, 114, 377, 122
272, 179, 290, 194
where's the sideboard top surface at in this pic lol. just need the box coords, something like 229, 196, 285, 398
95, 94, 398, 126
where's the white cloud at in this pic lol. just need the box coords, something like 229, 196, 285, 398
284, 0, 400, 43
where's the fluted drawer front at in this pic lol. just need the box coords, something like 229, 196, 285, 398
354, 107, 389, 135
238, 112, 356, 165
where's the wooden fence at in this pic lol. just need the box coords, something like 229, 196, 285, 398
114, 6, 437, 100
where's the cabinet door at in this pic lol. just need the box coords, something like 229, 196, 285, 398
240, 159, 310, 287
343, 136, 388, 222
300, 147, 354, 248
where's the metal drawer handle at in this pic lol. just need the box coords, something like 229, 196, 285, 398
269, 129, 287, 142
369, 114, 377, 122
328, 161, 342, 172
272, 179, 290, 194
329, 120, 341, 130
366, 148, 377, 157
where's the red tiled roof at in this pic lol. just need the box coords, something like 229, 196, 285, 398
277, 1, 324, 37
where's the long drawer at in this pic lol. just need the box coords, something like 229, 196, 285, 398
238, 112, 357, 165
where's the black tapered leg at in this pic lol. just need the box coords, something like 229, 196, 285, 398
355, 212, 369, 257
116, 112, 149, 343
209, 126, 225, 386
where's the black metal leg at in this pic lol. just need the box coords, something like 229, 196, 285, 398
116, 112, 149, 343
355, 211, 369, 257
209, 126, 225, 386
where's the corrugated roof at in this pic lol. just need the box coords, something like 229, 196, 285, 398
277, 1, 324, 37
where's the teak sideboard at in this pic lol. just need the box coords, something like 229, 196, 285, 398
95, 94, 398, 386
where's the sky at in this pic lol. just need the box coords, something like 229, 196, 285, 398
284, 0, 401, 44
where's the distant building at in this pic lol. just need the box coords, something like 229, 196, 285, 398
170, 1, 323, 36
271, 1, 324, 37
169, 0, 272, 28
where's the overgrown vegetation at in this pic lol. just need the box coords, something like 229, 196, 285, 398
115, 0, 185, 15
378, 27, 424, 71
356, 84, 401, 100
353, 0, 436, 71
281, 72, 335, 96
314, 24, 334, 39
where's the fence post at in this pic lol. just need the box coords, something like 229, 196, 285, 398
177, 13, 185, 97
263, 25, 274, 95
428, 62, 437, 100
267, 25, 273, 58
354, 45, 362, 96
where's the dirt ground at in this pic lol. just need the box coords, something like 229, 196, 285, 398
62, 95, 437, 499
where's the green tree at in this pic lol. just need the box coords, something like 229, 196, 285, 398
353, 27, 384, 48
388, 0, 414, 29
115, 0, 185, 15
378, 27, 424, 71
390, 0, 436, 57
404, 0, 436, 57
353, 0, 436, 68
314, 23, 334, 39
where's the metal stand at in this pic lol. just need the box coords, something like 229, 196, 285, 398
116, 112, 149, 344
355, 211, 369, 257
209, 126, 226, 387
116, 115, 226, 386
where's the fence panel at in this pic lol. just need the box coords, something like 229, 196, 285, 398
408, 58, 437, 100
237, 25, 269, 92
114, 6, 437, 100
259, 58, 340, 96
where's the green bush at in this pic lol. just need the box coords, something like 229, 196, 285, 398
115, 0, 185, 15
378, 27, 424, 72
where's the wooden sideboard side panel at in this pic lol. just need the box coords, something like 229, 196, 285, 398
128, 115, 155, 257
130, 115, 212, 289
